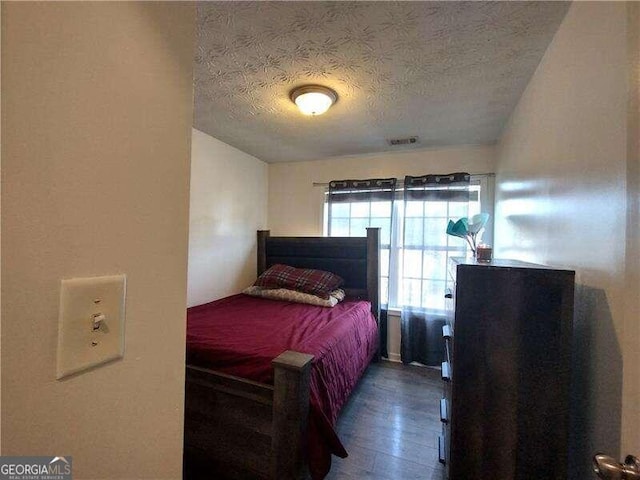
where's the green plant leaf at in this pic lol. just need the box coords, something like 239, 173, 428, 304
446, 218, 469, 238
467, 213, 490, 234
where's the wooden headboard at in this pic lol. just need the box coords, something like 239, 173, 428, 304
256, 228, 380, 323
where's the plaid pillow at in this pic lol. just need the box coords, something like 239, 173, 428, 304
254, 264, 344, 299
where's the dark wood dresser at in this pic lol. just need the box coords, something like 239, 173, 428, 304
439, 258, 575, 480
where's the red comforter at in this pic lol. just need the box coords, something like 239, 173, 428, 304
186, 294, 378, 479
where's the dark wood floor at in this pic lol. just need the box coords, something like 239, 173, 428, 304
325, 360, 444, 480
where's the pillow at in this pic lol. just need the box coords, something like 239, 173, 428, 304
254, 264, 343, 299
243, 286, 346, 308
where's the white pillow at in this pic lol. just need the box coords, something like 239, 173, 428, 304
243, 286, 345, 308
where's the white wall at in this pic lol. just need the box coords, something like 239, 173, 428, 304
268, 145, 496, 236
494, 2, 639, 475
188, 129, 268, 307
1, 3, 195, 478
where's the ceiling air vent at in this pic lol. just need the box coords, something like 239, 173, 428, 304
388, 136, 419, 146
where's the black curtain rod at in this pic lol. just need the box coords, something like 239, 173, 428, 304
312, 172, 495, 187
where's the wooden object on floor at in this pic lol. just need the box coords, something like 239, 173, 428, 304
441, 258, 575, 480
184, 351, 313, 480
184, 228, 381, 479
272, 351, 314, 480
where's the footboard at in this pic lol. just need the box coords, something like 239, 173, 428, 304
184, 351, 314, 480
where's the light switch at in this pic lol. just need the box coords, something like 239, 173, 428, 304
56, 274, 126, 379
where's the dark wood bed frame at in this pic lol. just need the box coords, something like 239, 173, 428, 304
184, 228, 380, 480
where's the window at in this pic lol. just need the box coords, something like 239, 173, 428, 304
324, 175, 494, 310
325, 199, 394, 303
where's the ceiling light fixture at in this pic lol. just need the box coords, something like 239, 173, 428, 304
290, 85, 337, 116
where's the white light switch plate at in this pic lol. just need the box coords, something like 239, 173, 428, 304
56, 274, 126, 379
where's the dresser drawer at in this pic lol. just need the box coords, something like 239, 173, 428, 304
443, 323, 453, 365
440, 397, 449, 424
441, 360, 452, 382
444, 287, 455, 319
442, 324, 452, 340
438, 431, 447, 465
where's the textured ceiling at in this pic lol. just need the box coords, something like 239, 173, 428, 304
194, 1, 569, 163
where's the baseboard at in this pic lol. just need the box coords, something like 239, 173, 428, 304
386, 353, 401, 363
383, 355, 441, 370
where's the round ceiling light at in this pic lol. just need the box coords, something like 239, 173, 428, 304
290, 85, 338, 116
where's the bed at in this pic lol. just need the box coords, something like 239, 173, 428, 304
184, 228, 380, 480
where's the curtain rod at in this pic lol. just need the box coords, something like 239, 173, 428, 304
312, 172, 495, 187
